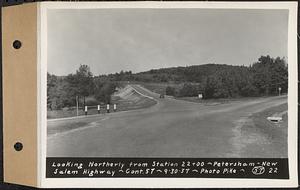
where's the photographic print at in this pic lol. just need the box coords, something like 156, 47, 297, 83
47, 7, 289, 158
39, 1, 298, 188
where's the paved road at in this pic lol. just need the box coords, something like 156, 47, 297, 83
47, 85, 287, 157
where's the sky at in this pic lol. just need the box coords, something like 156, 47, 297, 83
47, 8, 288, 76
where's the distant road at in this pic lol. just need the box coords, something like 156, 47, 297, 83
47, 85, 287, 157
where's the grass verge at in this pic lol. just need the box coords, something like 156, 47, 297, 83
251, 103, 288, 139
241, 103, 288, 157
48, 121, 89, 136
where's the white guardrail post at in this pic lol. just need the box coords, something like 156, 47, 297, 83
84, 106, 88, 115
106, 104, 110, 113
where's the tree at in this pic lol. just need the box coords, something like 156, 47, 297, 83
251, 55, 288, 95
47, 73, 57, 110
66, 65, 94, 107
47, 74, 74, 109
76, 64, 94, 97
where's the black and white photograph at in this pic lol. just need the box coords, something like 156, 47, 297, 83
47, 6, 289, 158
1, 1, 298, 188
39, 2, 298, 187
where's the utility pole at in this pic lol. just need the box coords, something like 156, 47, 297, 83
76, 96, 79, 116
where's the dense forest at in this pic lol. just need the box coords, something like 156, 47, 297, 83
47, 55, 288, 110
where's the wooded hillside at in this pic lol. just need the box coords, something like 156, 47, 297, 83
47, 55, 288, 110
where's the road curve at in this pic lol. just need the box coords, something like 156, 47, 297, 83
47, 85, 287, 157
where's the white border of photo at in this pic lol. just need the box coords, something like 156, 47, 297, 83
38, 1, 298, 188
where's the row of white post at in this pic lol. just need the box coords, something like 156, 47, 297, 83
84, 104, 117, 115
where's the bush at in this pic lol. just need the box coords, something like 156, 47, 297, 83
240, 84, 259, 97
85, 97, 100, 106
94, 82, 117, 104
166, 86, 176, 96
178, 83, 199, 97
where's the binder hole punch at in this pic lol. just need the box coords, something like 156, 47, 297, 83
14, 142, 23, 151
13, 40, 22, 49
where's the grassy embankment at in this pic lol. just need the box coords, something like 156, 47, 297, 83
252, 103, 287, 142
111, 85, 157, 111
47, 85, 156, 119
47, 82, 176, 119
242, 103, 288, 157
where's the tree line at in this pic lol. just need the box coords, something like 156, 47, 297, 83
47, 65, 116, 110
47, 55, 288, 110
164, 56, 288, 98
97, 55, 288, 99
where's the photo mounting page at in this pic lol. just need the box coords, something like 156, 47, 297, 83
39, 1, 298, 188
